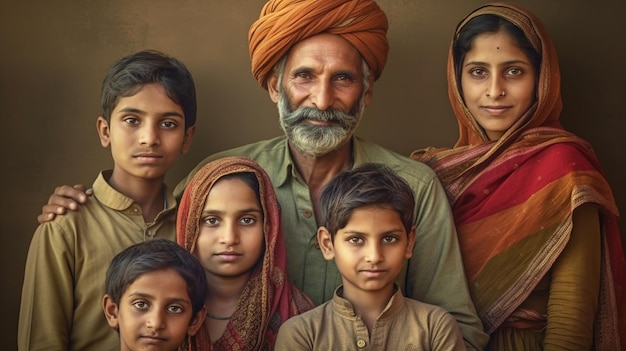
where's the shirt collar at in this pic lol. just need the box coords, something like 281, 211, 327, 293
274, 136, 373, 186
92, 170, 177, 212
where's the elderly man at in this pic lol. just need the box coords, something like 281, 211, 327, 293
38, 0, 487, 349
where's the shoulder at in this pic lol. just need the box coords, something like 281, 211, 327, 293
206, 136, 287, 161
354, 137, 438, 186
403, 297, 454, 315
401, 297, 463, 329
281, 302, 330, 333
277, 303, 329, 345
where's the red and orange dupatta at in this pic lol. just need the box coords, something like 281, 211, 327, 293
412, 3, 625, 349
176, 156, 314, 350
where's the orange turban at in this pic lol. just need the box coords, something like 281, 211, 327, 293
249, 0, 389, 89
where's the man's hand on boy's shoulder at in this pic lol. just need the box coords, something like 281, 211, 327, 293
37, 185, 93, 224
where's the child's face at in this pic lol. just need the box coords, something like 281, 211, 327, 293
318, 205, 415, 302
194, 177, 264, 280
97, 83, 195, 187
102, 268, 204, 351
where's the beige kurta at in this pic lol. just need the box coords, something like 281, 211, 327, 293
18, 170, 176, 351
275, 286, 465, 351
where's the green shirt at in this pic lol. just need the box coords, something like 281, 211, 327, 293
175, 136, 488, 350
18, 171, 177, 351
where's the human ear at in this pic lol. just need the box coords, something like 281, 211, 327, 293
186, 305, 207, 336
317, 226, 335, 261
405, 226, 416, 259
96, 116, 111, 148
267, 73, 280, 103
180, 125, 196, 155
102, 294, 120, 329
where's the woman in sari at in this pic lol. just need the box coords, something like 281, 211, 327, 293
176, 156, 314, 350
412, 3, 626, 350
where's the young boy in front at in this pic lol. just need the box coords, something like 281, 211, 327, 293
102, 239, 207, 351
18, 50, 196, 351
275, 163, 465, 350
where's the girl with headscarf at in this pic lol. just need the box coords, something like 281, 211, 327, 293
412, 3, 626, 350
176, 156, 314, 350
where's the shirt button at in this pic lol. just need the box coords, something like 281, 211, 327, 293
357, 339, 366, 348
302, 209, 312, 218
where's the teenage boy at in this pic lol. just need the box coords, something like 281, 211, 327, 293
18, 50, 196, 351
103, 239, 207, 351
276, 163, 465, 350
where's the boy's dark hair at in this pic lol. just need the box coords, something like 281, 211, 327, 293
104, 239, 207, 319
100, 50, 197, 128
319, 163, 415, 238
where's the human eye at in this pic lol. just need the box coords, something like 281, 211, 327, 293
132, 300, 149, 311
335, 73, 354, 82
160, 120, 179, 129
382, 235, 399, 244
347, 236, 364, 245
167, 305, 184, 314
202, 216, 220, 226
292, 69, 313, 81
239, 216, 257, 226
468, 67, 487, 78
123, 116, 140, 125
506, 67, 524, 77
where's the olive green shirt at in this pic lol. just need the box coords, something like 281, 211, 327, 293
174, 136, 488, 350
18, 171, 177, 351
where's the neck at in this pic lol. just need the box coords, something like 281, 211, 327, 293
288, 139, 353, 222
204, 270, 250, 316
203, 271, 251, 342
341, 283, 395, 333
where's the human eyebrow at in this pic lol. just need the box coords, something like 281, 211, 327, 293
116, 107, 183, 119
291, 67, 314, 77
127, 291, 154, 299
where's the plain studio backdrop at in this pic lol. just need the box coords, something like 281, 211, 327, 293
1, 1, 624, 348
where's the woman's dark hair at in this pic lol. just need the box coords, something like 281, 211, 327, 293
454, 14, 541, 96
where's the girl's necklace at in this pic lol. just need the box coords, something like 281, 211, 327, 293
206, 311, 232, 321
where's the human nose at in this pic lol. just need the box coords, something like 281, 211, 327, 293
220, 222, 240, 246
486, 76, 505, 99
310, 80, 335, 111
139, 124, 160, 146
146, 309, 165, 331
365, 243, 383, 263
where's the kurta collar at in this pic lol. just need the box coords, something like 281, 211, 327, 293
331, 284, 405, 321
92, 170, 177, 212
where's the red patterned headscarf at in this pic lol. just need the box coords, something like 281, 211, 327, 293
249, 0, 388, 89
176, 156, 313, 350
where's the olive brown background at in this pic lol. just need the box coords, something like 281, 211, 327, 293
2, 1, 624, 348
